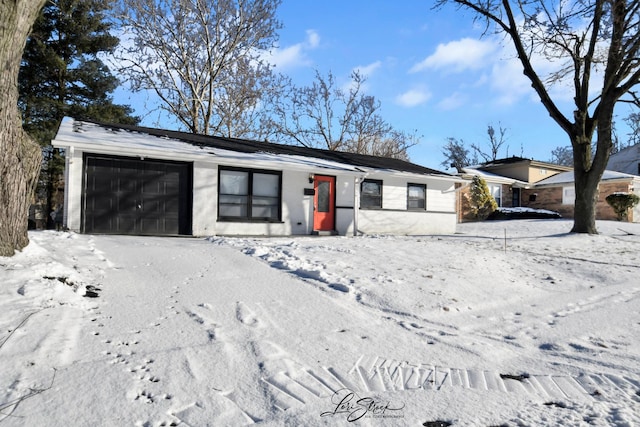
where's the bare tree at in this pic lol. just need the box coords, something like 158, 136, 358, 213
624, 111, 640, 146
437, 0, 640, 234
549, 146, 574, 166
0, 0, 47, 256
441, 137, 475, 171
115, 0, 281, 137
269, 70, 419, 159
472, 123, 508, 162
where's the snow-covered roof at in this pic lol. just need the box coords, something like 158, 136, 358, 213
534, 169, 640, 186
460, 167, 530, 187
52, 118, 458, 180
607, 144, 640, 175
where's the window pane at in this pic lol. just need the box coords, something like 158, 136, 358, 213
253, 173, 279, 197
218, 169, 281, 221
563, 187, 575, 205
219, 195, 247, 205
489, 185, 502, 207
362, 181, 381, 196
252, 204, 278, 219
408, 186, 423, 198
317, 181, 330, 212
361, 180, 382, 209
408, 200, 423, 209
408, 184, 426, 210
220, 170, 248, 195
219, 195, 248, 217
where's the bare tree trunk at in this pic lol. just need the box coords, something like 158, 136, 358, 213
571, 96, 615, 234
0, 0, 47, 256
572, 166, 599, 234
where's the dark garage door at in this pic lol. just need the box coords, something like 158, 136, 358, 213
83, 155, 192, 235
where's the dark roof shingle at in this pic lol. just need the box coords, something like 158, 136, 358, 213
86, 120, 450, 176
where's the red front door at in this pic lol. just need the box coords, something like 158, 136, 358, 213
313, 175, 335, 231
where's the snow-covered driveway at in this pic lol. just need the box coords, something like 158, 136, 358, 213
1, 220, 639, 426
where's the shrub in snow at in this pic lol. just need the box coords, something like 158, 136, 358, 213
487, 207, 562, 220
605, 192, 640, 221
468, 176, 498, 220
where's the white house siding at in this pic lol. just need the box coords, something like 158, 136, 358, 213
62, 147, 84, 232
191, 161, 217, 235
356, 174, 457, 235
210, 169, 358, 236
357, 210, 457, 235
634, 182, 640, 223
212, 168, 310, 236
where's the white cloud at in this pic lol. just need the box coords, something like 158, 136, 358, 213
410, 38, 498, 73
305, 29, 320, 49
489, 58, 532, 105
395, 87, 432, 107
353, 61, 382, 77
438, 92, 466, 111
267, 30, 320, 70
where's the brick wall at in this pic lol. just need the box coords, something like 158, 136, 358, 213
457, 178, 637, 223
522, 181, 634, 221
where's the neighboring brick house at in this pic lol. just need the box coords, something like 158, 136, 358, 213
458, 157, 570, 222
457, 168, 529, 222
460, 156, 640, 223
521, 170, 640, 222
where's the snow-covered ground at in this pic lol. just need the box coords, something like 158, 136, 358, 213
1, 219, 639, 426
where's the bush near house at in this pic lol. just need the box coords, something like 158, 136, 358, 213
468, 176, 498, 220
605, 192, 640, 221
487, 207, 562, 220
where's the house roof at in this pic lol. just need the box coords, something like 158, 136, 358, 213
478, 156, 572, 172
607, 143, 640, 175
460, 167, 530, 187
61, 118, 451, 178
534, 170, 640, 186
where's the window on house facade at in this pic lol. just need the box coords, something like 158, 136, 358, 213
361, 179, 382, 209
218, 167, 281, 221
562, 186, 575, 205
489, 184, 502, 207
407, 183, 426, 210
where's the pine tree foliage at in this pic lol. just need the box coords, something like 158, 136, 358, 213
18, 0, 138, 228
468, 176, 498, 219
605, 193, 640, 221
19, 0, 138, 144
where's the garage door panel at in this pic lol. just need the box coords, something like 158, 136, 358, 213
83, 156, 192, 235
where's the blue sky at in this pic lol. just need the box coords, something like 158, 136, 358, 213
114, 0, 637, 171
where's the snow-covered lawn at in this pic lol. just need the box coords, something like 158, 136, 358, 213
1, 219, 639, 426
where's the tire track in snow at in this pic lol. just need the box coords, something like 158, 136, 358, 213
259, 355, 640, 414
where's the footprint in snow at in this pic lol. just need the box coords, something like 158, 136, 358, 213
236, 301, 260, 327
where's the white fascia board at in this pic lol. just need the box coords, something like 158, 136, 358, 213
212, 151, 365, 175
374, 169, 467, 183
52, 139, 210, 162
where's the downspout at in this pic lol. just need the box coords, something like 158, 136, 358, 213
353, 171, 368, 236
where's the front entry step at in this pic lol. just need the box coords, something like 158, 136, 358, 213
311, 230, 338, 236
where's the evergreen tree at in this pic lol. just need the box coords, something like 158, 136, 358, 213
468, 176, 498, 220
19, 0, 139, 228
